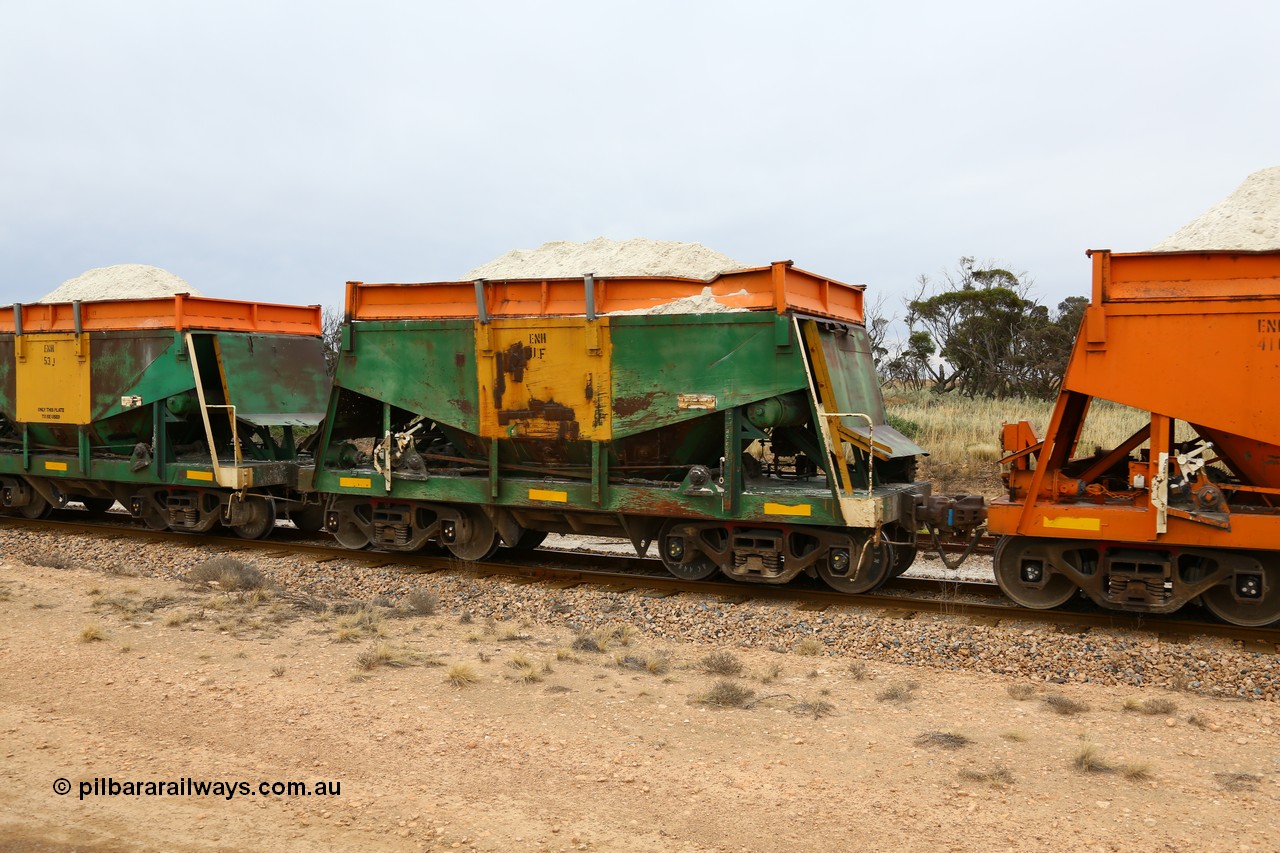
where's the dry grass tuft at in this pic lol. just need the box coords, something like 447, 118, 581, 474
1072, 745, 1113, 774
699, 651, 745, 676
568, 623, 632, 652
697, 680, 756, 708
1186, 713, 1210, 729
270, 665, 286, 678
617, 653, 670, 675
876, 681, 919, 703
186, 557, 267, 591
572, 624, 636, 653
1123, 697, 1177, 715
758, 662, 783, 684
446, 663, 479, 688
400, 588, 438, 616
164, 609, 199, 628
846, 661, 869, 680
91, 594, 143, 620
1006, 683, 1037, 700
1121, 763, 1153, 781
334, 607, 384, 641
79, 623, 106, 643
794, 637, 823, 656
354, 642, 418, 671
890, 387, 1150, 493
506, 654, 544, 683
1001, 731, 1028, 743
915, 731, 972, 749
570, 633, 603, 653
1215, 772, 1261, 792
791, 700, 835, 719
959, 765, 1015, 786
1043, 693, 1089, 715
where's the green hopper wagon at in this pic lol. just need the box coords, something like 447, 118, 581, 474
0, 294, 329, 537
316, 261, 936, 593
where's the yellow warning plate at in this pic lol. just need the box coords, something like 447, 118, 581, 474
339, 477, 373, 489
44, 461, 68, 471
528, 488, 568, 503
185, 470, 214, 482
764, 502, 812, 517
1042, 516, 1101, 531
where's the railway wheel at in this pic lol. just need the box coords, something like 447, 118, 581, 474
993, 536, 1077, 609
141, 507, 169, 530
17, 492, 52, 520
658, 521, 720, 581
443, 510, 499, 561
333, 517, 370, 550
80, 498, 116, 517
816, 533, 891, 593
889, 543, 918, 578
1201, 561, 1280, 627
231, 497, 277, 540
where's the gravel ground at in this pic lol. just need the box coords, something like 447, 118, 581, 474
3, 526, 1277, 701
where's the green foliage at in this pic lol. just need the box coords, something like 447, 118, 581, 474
894, 257, 1083, 400
885, 412, 922, 440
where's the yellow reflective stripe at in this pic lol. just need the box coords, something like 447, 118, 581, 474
1043, 516, 1101, 531
339, 477, 372, 489
185, 470, 214, 481
43, 461, 68, 471
528, 488, 568, 503
764, 502, 812, 517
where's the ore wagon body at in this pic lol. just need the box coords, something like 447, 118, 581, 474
316, 262, 937, 592
991, 250, 1280, 626
0, 295, 329, 537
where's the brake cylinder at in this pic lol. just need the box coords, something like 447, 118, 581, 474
745, 393, 808, 429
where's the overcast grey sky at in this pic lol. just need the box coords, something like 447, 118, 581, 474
2, 1, 1276, 316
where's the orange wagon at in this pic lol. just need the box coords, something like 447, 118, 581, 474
990, 249, 1280, 626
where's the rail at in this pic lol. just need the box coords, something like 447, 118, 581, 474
4, 514, 1276, 652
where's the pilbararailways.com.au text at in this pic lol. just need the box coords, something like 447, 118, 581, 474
61, 777, 342, 801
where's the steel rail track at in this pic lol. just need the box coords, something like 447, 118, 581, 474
4, 514, 1277, 653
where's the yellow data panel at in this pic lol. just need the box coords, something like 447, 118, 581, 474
476, 317, 612, 441
15, 334, 91, 425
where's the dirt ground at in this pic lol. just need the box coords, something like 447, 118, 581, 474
1, 559, 1277, 853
